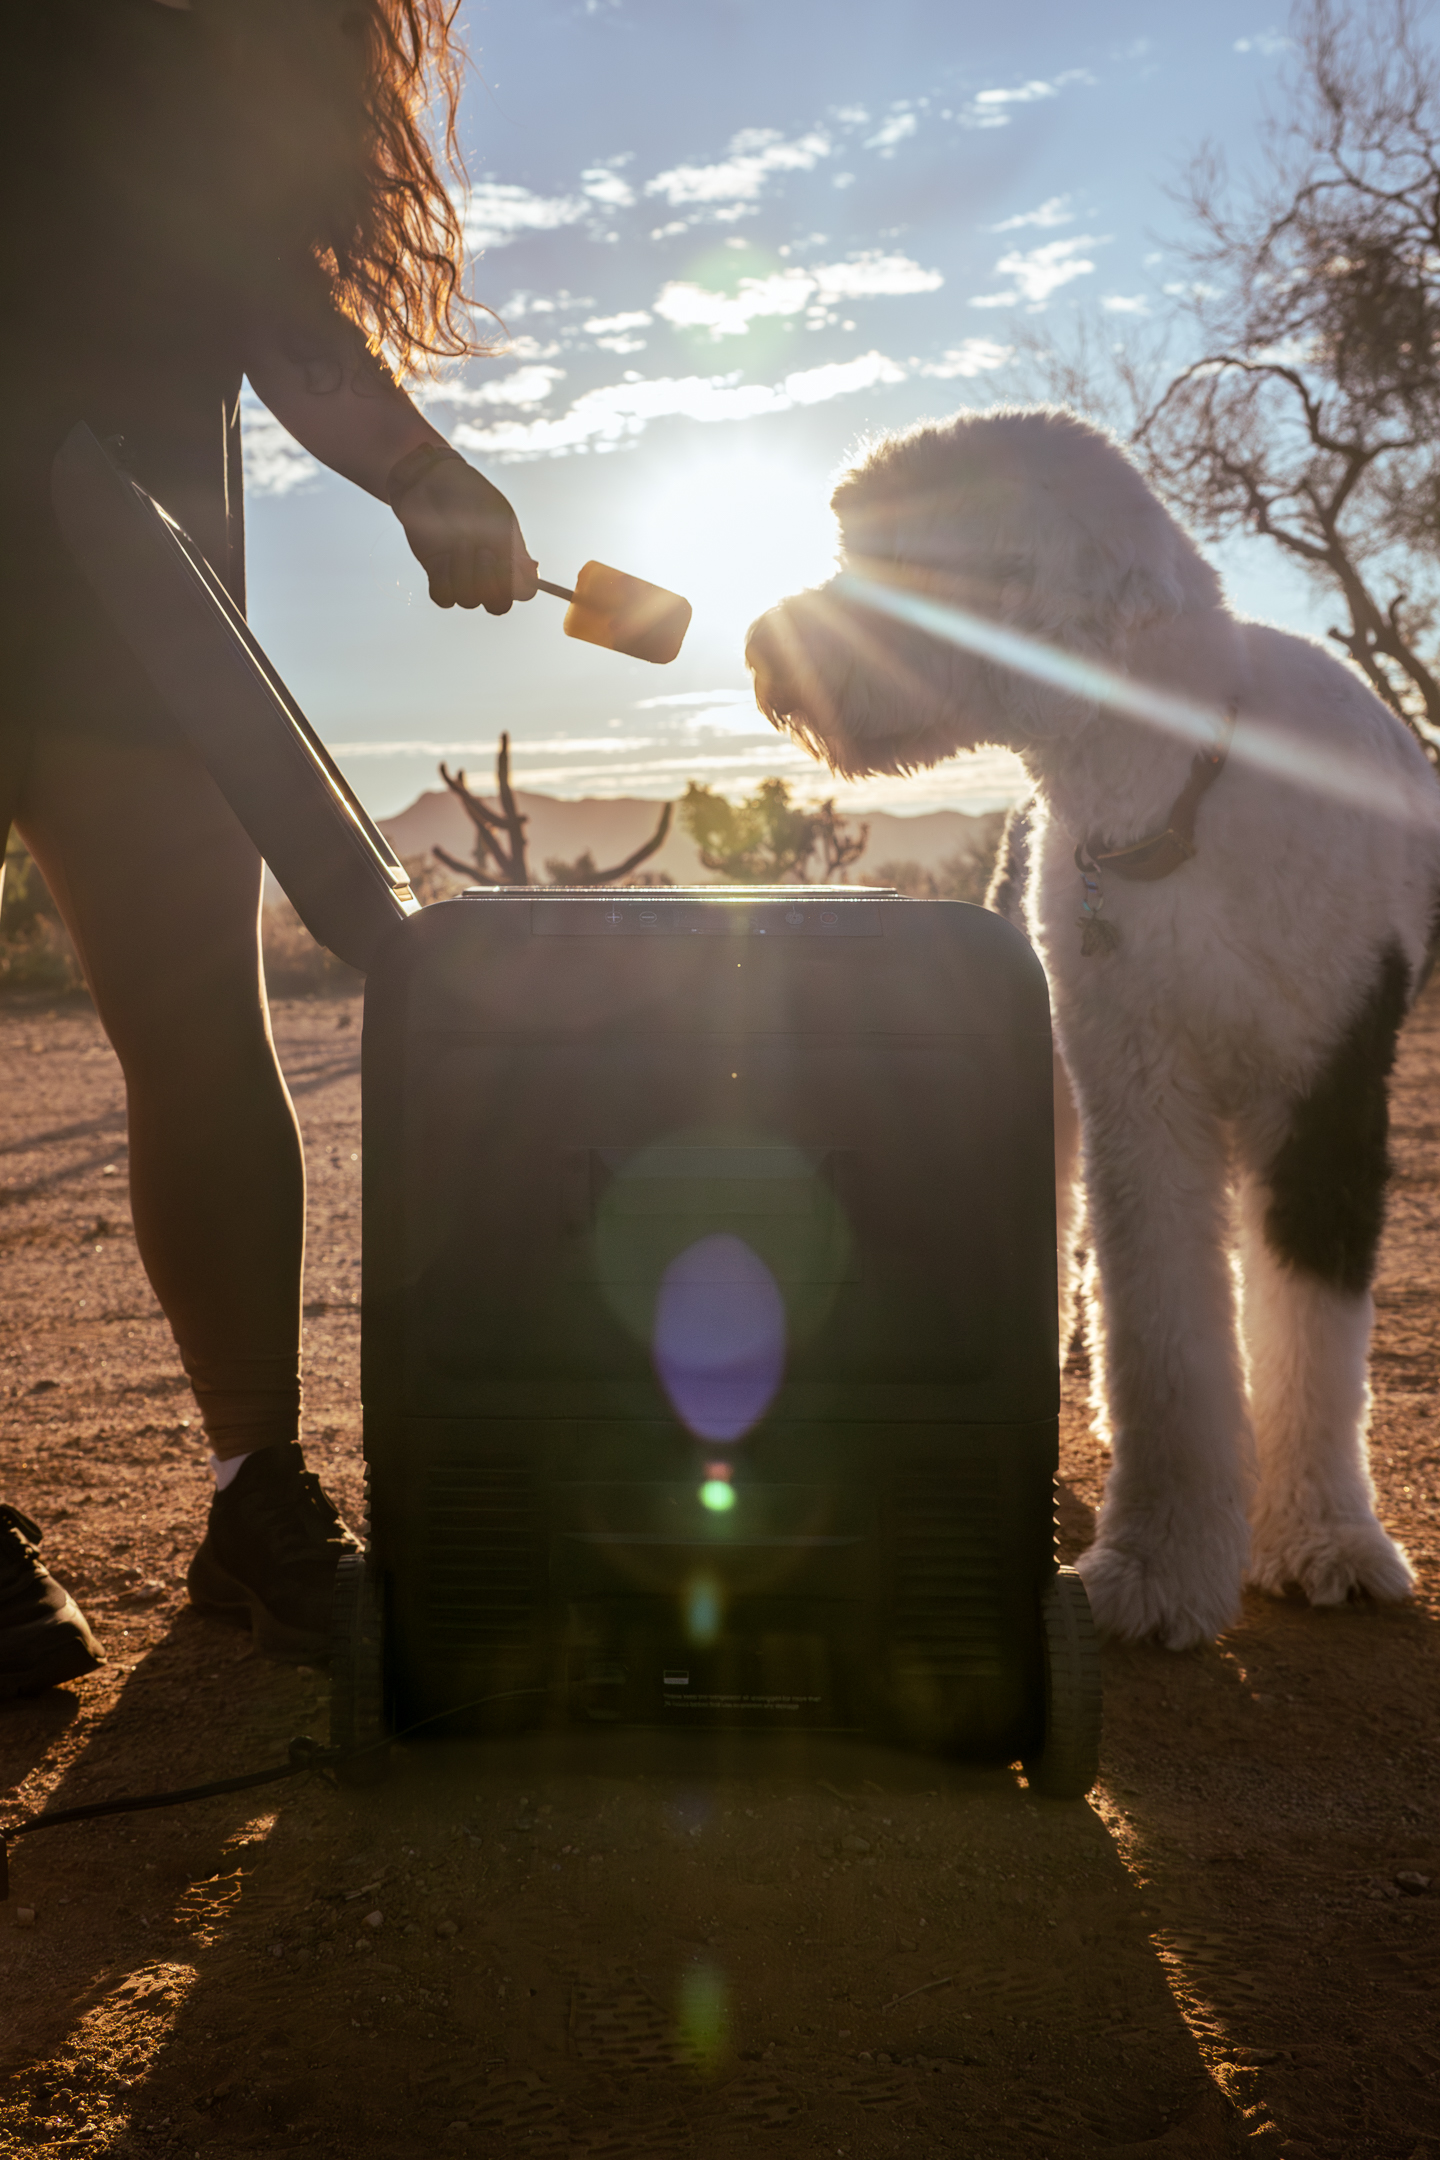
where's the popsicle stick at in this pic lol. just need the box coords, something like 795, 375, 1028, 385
537, 576, 576, 602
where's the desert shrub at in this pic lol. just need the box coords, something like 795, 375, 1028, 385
261, 852, 472, 998
0, 914, 86, 994
401, 852, 466, 906
868, 842, 1001, 906
1, 834, 372, 1001
543, 851, 675, 888
261, 899, 362, 999
0, 839, 85, 994
678, 778, 867, 883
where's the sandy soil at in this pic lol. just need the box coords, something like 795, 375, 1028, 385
0, 985, 1436, 2160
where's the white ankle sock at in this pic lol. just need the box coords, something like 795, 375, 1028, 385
209, 1451, 256, 1492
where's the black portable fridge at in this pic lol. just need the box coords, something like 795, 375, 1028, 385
52, 423, 1101, 1800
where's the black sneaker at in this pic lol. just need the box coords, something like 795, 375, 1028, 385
0, 1503, 103, 1698
186, 1444, 360, 1662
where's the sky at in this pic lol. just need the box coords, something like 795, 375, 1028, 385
242, 0, 1325, 824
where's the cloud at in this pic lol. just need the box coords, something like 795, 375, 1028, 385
815, 255, 942, 301
330, 736, 670, 758
1101, 293, 1150, 316
583, 308, 653, 354
915, 339, 1013, 378
454, 374, 790, 458
630, 691, 771, 736
498, 290, 594, 322
864, 108, 918, 155
646, 126, 832, 212
959, 69, 1094, 130
240, 392, 319, 496
425, 366, 568, 410
499, 333, 563, 360
972, 234, 1107, 310
328, 730, 1028, 816
463, 182, 587, 252
1234, 29, 1291, 54
653, 252, 942, 339
655, 272, 811, 337
451, 349, 909, 459
461, 745, 822, 791
581, 164, 636, 208
974, 79, 1060, 108
990, 195, 1073, 232
635, 689, 755, 709
785, 351, 907, 403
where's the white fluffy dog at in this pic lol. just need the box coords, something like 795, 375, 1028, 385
746, 405, 1440, 1651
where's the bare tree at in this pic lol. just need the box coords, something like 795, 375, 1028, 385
436, 733, 531, 885
544, 803, 674, 886
1037, 3, 1440, 767
434, 733, 674, 888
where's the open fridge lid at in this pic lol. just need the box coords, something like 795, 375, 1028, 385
51, 422, 419, 976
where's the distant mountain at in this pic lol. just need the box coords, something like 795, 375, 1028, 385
378, 786, 1005, 888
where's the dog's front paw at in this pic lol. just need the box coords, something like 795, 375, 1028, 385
1248, 1508, 1414, 1607
1076, 1529, 1245, 1651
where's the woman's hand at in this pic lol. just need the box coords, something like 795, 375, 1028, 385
246, 315, 537, 613
391, 453, 539, 615
245, 316, 537, 612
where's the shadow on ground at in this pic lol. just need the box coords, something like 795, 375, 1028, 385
5, 991, 1440, 2159
4, 1683, 1241, 2160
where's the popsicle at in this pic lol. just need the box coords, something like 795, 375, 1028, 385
537, 561, 692, 665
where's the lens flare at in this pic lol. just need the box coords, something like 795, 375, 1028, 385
652, 1233, 786, 1441
834, 568, 1440, 829
684, 1572, 723, 1644
676, 1960, 730, 2072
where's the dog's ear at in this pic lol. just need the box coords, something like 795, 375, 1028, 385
993, 461, 1210, 739
1084, 498, 1201, 638
827, 408, 1216, 747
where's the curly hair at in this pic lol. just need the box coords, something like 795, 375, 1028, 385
213, 0, 488, 378
328, 0, 482, 375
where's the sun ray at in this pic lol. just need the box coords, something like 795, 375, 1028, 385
755, 581, 960, 777
835, 571, 1439, 827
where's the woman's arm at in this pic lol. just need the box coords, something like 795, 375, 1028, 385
243, 317, 537, 616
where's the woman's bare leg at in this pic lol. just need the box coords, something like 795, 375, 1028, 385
8, 720, 354, 1660
15, 723, 306, 1454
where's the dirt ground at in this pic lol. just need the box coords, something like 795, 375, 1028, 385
0, 983, 1436, 2160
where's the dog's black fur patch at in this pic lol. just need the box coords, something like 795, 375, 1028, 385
1263, 946, 1411, 1293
